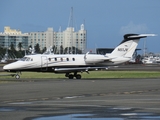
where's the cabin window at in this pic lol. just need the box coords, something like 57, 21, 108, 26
72, 58, 75, 61
26, 57, 32, 61
21, 57, 27, 61
66, 58, 69, 61
61, 58, 63, 61
20, 57, 33, 61
55, 58, 57, 61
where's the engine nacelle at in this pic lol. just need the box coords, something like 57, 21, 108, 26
84, 54, 105, 64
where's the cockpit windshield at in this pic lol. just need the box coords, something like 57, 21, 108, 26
20, 57, 33, 61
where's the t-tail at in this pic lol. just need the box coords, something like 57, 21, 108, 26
110, 34, 156, 58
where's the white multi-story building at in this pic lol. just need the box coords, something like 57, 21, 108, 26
0, 26, 29, 51
29, 28, 55, 51
29, 24, 87, 53
0, 25, 87, 54
62, 24, 86, 53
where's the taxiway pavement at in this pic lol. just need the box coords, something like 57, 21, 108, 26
0, 78, 160, 120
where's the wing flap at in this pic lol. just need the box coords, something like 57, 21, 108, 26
54, 66, 108, 73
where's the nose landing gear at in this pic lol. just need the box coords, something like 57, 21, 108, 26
15, 74, 20, 79
13, 72, 21, 79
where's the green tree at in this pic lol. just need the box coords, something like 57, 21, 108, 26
64, 46, 82, 54
18, 42, 23, 51
0, 46, 5, 55
9, 43, 18, 58
52, 45, 56, 53
34, 43, 41, 53
42, 47, 47, 53
64, 47, 69, 54
60, 45, 63, 54
10, 43, 16, 51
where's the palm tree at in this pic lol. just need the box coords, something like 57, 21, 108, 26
60, 45, 63, 54
18, 42, 23, 51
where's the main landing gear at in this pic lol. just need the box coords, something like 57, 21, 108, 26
65, 72, 82, 79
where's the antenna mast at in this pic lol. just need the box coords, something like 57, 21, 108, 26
68, 7, 73, 28
68, 7, 74, 54
143, 38, 147, 56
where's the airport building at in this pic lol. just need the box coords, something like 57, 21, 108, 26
0, 26, 29, 51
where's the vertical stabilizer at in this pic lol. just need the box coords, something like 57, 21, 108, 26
110, 34, 156, 58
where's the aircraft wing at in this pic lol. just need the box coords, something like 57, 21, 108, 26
54, 66, 108, 73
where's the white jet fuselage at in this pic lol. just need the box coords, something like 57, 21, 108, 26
3, 53, 130, 72
3, 33, 156, 79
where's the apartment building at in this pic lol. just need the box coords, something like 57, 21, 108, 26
28, 28, 54, 50
0, 26, 29, 51
29, 24, 87, 53
0, 25, 87, 53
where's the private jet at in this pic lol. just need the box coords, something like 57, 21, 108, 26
3, 34, 156, 79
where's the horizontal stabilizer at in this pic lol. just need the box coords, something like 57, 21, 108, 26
127, 34, 157, 38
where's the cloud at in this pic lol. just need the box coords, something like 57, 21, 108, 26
120, 21, 149, 35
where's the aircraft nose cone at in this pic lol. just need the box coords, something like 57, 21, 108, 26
3, 65, 10, 70
3, 62, 22, 72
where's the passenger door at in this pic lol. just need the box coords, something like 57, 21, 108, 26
41, 56, 48, 71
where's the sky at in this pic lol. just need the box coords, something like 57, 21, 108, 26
0, 0, 160, 54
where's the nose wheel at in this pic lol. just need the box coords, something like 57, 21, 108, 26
15, 74, 20, 79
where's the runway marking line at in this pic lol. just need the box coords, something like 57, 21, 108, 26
16, 100, 24, 102
41, 98, 49, 100
29, 99, 37, 101
3, 101, 12, 103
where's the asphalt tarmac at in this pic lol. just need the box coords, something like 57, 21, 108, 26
0, 78, 160, 120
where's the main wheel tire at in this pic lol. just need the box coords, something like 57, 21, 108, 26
68, 74, 74, 79
75, 74, 81, 79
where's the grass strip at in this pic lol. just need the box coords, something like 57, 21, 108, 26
0, 71, 160, 79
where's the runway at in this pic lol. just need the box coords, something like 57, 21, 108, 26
0, 78, 160, 120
